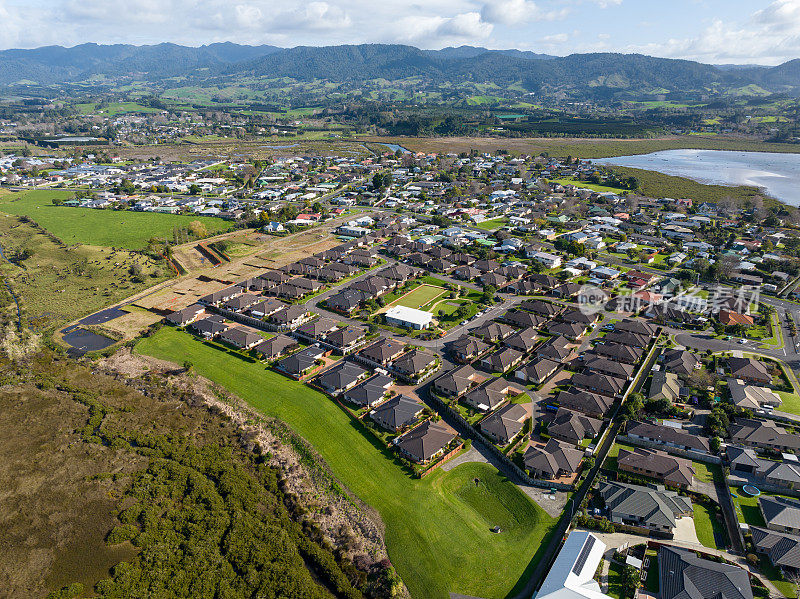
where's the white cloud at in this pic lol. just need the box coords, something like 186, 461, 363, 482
622, 0, 800, 64
397, 11, 492, 44
480, 0, 568, 25
542, 33, 568, 43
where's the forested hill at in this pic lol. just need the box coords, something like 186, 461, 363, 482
2, 42, 800, 96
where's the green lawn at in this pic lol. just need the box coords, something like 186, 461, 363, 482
549, 178, 626, 194
0, 190, 230, 250
730, 486, 767, 527
474, 217, 508, 230
693, 502, 727, 549
692, 461, 723, 485
607, 561, 625, 599
135, 328, 556, 599
392, 284, 447, 310
776, 390, 800, 417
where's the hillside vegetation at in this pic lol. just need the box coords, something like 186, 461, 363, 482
0, 350, 393, 598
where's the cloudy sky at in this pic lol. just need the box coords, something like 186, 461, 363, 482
4, 0, 800, 65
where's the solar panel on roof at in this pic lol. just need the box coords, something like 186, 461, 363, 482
572, 535, 596, 575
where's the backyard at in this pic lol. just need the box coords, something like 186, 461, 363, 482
0, 189, 230, 250
136, 327, 557, 599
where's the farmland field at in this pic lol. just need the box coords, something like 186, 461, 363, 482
0, 190, 230, 250
135, 327, 556, 599
391, 284, 447, 310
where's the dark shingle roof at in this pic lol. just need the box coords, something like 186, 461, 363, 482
658, 546, 752, 599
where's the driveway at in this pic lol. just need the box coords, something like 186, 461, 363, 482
673, 516, 701, 545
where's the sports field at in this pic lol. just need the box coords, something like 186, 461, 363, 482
391, 284, 446, 310
0, 190, 229, 250
136, 328, 556, 599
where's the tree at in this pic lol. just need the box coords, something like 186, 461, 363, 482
188, 184, 201, 195
188, 220, 207, 238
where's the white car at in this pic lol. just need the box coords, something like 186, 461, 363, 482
738, 338, 747, 344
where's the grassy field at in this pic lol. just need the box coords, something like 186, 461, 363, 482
392, 284, 447, 310
0, 190, 230, 250
135, 328, 556, 599
550, 178, 626, 194
474, 217, 509, 230
366, 135, 800, 159
0, 213, 170, 330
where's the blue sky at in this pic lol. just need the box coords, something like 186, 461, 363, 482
3, 0, 800, 65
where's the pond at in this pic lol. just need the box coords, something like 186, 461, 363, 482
61, 328, 117, 353
593, 148, 800, 206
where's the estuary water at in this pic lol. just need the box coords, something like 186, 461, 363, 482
593, 149, 800, 206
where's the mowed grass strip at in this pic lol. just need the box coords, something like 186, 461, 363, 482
693, 503, 727, 549
0, 190, 229, 250
392, 284, 446, 310
135, 328, 555, 599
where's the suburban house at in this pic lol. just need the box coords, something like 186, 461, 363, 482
370, 394, 424, 431
393, 420, 458, 464
548, 408, 602, 446
515, 357, 561, 385
315, 361, 369, 395
536, 335, 572, 362
248, 298, 288, 318
729, 418, 800, 453
433, 365, 484, 397
751, 527, 800, 571
253, 334, 299, 360
535, 531, 611, 599
463, 377, 526, 413
660, 349, 700, 377
617, 447, 695, 488
342, 374, 394, 408
189, 316, 230, 339
599, 481, 693, 535
523, 438, 583, 479
271, 305, 312, 328
594, 342, 643, 364
658, 546, 753, 599
625, 420, 711, 454
166, 303, 205, 326
727, 379, 782, 411
648, 371, 680, 402
218, 326, 262, 350
727, 445, 800, 490
359, 337, 407, 366
481, 347, 524, 373
392, 349, 437, 380
761, 496, 800, 536
480, 402, 531, 445
556, 389, 614, 419
503, 327, 540, 354
326, 325, 367, 352
584, 357, 635, 380
571, 372, 626, 397
472, 321, 515, 343
728, 357, 772, 385
275, 346, 327, 379
449, 335, 491, 363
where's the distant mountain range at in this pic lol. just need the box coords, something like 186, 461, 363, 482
1, 42, 799, 98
